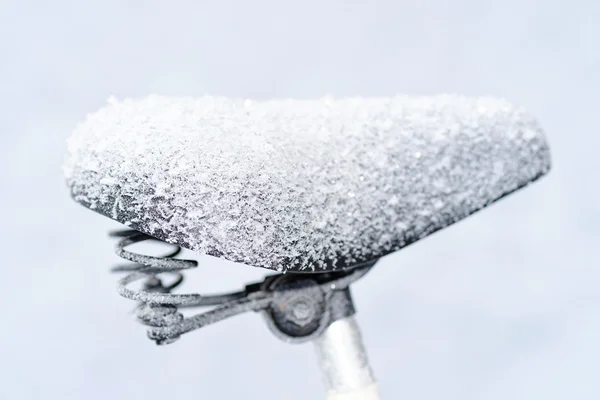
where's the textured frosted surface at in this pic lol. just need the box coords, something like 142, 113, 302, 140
65, 95, 550, 271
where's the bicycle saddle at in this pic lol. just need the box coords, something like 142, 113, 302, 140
65, 95, 551, 272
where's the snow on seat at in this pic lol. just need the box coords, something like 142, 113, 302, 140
65, 95, 551, 272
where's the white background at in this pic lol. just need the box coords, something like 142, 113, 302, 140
0, 1, 598, 399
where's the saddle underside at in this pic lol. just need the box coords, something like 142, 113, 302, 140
65, 95, 551, 272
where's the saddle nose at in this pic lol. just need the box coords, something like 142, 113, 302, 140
65, 95, 551, 272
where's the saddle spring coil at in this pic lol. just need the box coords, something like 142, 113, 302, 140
111, 230, 271, 344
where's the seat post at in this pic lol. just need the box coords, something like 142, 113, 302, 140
261, 273, 380, 399
313, 316, 380, 400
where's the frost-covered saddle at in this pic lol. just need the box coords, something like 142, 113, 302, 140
65, 95, 551, 272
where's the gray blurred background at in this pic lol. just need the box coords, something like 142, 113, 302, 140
1, 1, 598, 399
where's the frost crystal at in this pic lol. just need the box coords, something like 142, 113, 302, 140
65, 95, 551, 271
